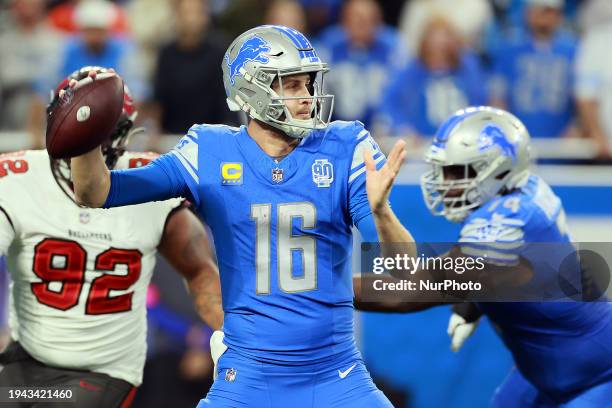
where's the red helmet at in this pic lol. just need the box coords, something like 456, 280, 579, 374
48, 65, 138, 170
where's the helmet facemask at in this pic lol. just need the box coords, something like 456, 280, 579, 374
421, 157, 513, 223
101, 114, 143, 170
420, 106, 532, 223
263, 70, 334, 139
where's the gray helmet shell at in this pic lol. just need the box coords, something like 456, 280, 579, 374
222, 25, 334, 139
421, 106, 531, 222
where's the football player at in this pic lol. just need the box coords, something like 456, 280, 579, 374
351, 106, 612, 406
419, 107, 612, 406
0, 67, 223, 407
69, 26, 415, 407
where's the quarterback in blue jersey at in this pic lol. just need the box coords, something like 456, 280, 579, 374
69, 25, 414, 407
421, 107, 612, 407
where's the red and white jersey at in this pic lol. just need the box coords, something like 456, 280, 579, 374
0, 150, 180, 386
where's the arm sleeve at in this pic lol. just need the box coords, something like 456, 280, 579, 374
104, 153, 193, 208
355, 213, 379, 242
0, 208, 15, 257
348, 124, 387, 241
104, 129, 202, 208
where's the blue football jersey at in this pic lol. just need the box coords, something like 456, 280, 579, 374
490, 31, 577, 138
316, 25, 403, 128
378, 52, 487, 137
459, 176, 612, 398
168, 121, 386, 363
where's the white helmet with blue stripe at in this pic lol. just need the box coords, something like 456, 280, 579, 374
421, 106, 531, 222
222, 25, 334, 139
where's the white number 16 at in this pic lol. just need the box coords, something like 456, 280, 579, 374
251, 202, 317, 294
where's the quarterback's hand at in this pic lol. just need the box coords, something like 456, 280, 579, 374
210, 330, 228, 380
365, 139, 407, 214
447, 313, 480, 352
57, 68, 116, 99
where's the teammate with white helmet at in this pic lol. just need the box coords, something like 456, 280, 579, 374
0, 67, 223, 407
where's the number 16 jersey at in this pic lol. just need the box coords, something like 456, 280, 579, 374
166, 121, 386, 363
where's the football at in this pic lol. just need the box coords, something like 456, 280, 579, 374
46, 73, 124, 159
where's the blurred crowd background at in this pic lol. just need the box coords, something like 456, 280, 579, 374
2, 0, 612, 161
1, 0, 612, 407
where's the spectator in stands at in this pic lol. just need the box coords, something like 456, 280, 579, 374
577, 0, 612, 35
398, 0, 492, 55
299, 0, 343, 35
316, 0, 402, 128
375, 16, 486, 146
0, 0, 62, 130
28, 0, 146, 148
495, 0, 580, 32
489, 0, 577, 139
59, 0, 146, 98
47, 0, 128, 34
126, 0, 175, 79
265, 0, 307, 34
151, 0, 237, 139
575, 21, 612, 159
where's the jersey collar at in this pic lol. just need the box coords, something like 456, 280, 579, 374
235, 126, 301, 185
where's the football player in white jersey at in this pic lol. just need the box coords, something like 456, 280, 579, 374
0, 67, 223, 407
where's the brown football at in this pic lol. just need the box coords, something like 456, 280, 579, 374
46, 73, 124, 159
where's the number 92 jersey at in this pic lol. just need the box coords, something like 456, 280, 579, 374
168, 121, 385, 363
0, 150, 180, 386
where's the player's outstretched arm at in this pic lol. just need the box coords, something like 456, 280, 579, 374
365, 140, 416, 256
71, 147, 111, 208
73, 149, 192, 209
159, 206, 223, 330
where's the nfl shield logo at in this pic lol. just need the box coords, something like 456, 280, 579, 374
225, 368, 237, 382
272, 167, 283, 183
312, 159, 334, 187
79, 212, 90, 224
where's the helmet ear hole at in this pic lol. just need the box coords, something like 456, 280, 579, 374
267, 106, 283, 119
307, 72, 316, 96
239, 87, 256, 99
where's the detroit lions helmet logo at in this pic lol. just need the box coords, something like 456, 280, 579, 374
226, 36, 271, 85
478, 125, 517, 162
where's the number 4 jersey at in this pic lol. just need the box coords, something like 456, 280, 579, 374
0, 150, 180, 386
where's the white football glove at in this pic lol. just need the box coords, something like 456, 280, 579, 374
210, 330, 228, 380
447, 313, 480, 352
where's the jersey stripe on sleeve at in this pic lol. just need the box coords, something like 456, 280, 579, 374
459, 216, 525, 266
171, 131, 199, 184
349, 132, 385, 184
